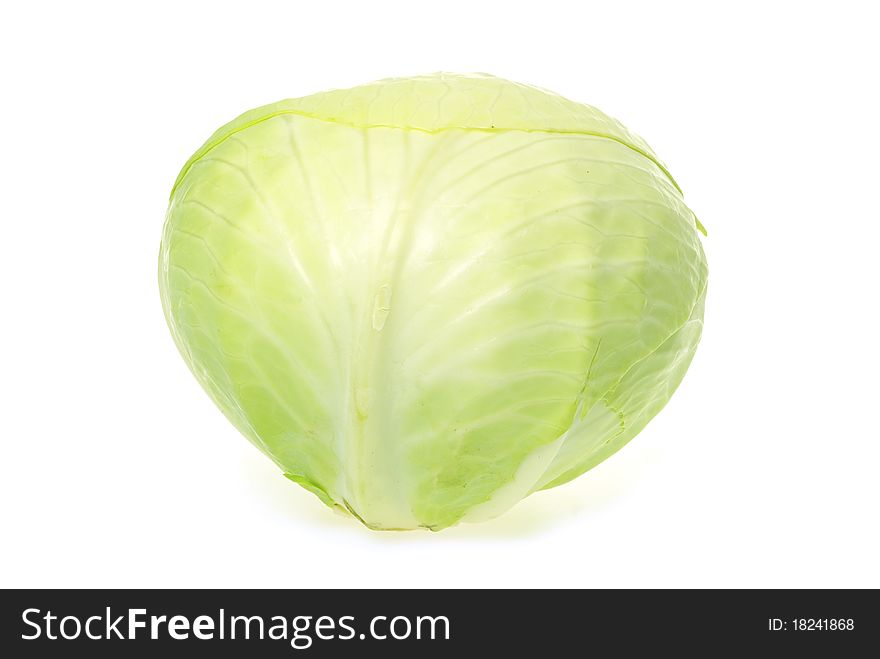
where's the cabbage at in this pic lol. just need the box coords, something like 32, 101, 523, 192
159, 73, 707, 530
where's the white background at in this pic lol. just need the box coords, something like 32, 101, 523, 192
2, 1, 877, 588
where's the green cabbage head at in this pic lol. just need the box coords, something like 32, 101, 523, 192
159, 73, 707, 530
